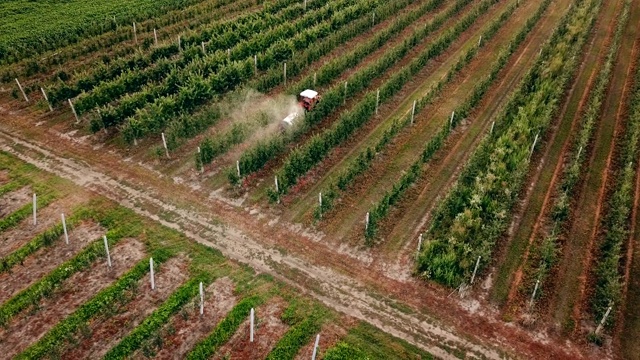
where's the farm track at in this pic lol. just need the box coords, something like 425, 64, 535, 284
492, 0, 621, 310
9, 0, 262, 88
244, 0, 509, 198
0, 107, 591, 359
548, 0, 640, 335
0, 240, 146, 360
0, 221, 103, 303
159, 0, 452, 175
291, 0, 540, 238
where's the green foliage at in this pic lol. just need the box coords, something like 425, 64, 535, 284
418, 0, 598, 287
186, 295, 263, 360
16, 251, 172, 359
324, 342, 371, 360
104, 275, 210, 359
266, 311, 324, 360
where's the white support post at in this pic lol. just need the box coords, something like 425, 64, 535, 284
411, 100, 416, 125
150, 257, 155, 290
199, 281, 204, 315
365, 212, 370, 231
376, 89, 380, 115
40, 88, 53, 111
313, 72, 317, 87
470, 256, 481, 284
103, 235, 112, 268
237, 160, 241, 178
275, 176, 279, 193
372, 12, 376, 27
478, 35, 482, 47
304, 0, 307, 10
161, 132, 170, 158
32, 193, 37, 225
529, 279, 540, 308
595, 306, 612, 335
68, 99, 79, 123
61, 213, 69, 245
134, 137, 138, 146
528, 132, 540, 161
490, 121, 495, 135
449, 111, 455, 128
284, 62, 287, 86
318, 192, 323, 218
577, 146, 583, 159
198, 146, 203, 173
254, 55, 258, 73
250, 308, 255, 342
178, 35, 181, 51
154, 28, 158, 46
202, 41, 206, 54
416, 233, 423, 259
311, 334, 320, 360
344, 81, 348, 105
15, 78, 28, 102
133, 22, 137, 44
227, 48, 231, 59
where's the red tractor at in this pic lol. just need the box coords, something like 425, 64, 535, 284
282, 89, 320, 128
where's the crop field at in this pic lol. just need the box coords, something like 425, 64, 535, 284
1, 0, 640, 358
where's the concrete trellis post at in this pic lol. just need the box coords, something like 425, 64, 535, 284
365, 212, 370, 231
236, 160, 241, 178
372, 12, 376, 27
478, 35, 482, 47
416, 233, 423, 259
41, 88, 53, 111
470, 256, 481, 284
284, 62, 287, 86
250, 308, 255, 342
15, 78, 28, 102
68, 99, 79, 123
275, 176, 280, 203
202, 42, 206, 53
490, 121, 495, 135
311, 334, 320, 360
61, 213, 69, 245
304, 0, 307, 10
375, 89, 380, 115
449, 111, 455, 128
32, 193, 37, 225
528, 132, 540, 160
313, 72, 317, 87
254, 55, 258, 73
199, 281, 204, 315
198, 146, 203, 173
344, 81, 348, 105
150, 257, 155, 290
595, 306, 612, 335
103, 235, 112, 268
227, 48, 231, 59
529, 279, 540, 308
411, 100, 416, 125
178, 35, 181, 51
161, 132, 170, 158
154, 28, 158, 46
133, 22, 137, 44
577, 146, 583, 159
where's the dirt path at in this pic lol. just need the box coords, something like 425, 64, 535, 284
133, 277, 237, 359
0, 240, 145, 360
212, 297, 288, 360
0, 186, 31, 219
60, 256, 188, 359
0, 193, 87, 257
0, 221, 103, 304
548, 1, 637, 334
491, 0, 620, 309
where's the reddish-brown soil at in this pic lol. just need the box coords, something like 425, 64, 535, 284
0, 186, 31, 218
0, 193, 88, 257
212, 297, 289, 360
0, 221, 103, 303
0, 239, 146, 359
0, 170, 10, 185
132, 277, 237, 359
59, 256, 189, 359
293, 319, 353, 360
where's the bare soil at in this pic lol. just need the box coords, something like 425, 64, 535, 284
133, 277, 237, 359
59, 256, 189, 359
0, 220, 103, 303
0, 186, 31, 218
0, 193, 88, 257
293, 318, 353, 360
0, 239, 146, 359
212, 297, 289, 360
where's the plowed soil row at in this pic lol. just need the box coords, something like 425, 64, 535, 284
60, 256, 189, 359
0, 194, 87, 257
0, 239, 146, 360
0, 186, 31, 219
491, 0, 621, 310
548, 0, 639, 337
212, 297, 288, 360
0, 221, 103, 303
156, 0, 452, 176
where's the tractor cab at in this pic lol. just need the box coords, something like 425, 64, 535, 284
299, 89, 321, 112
